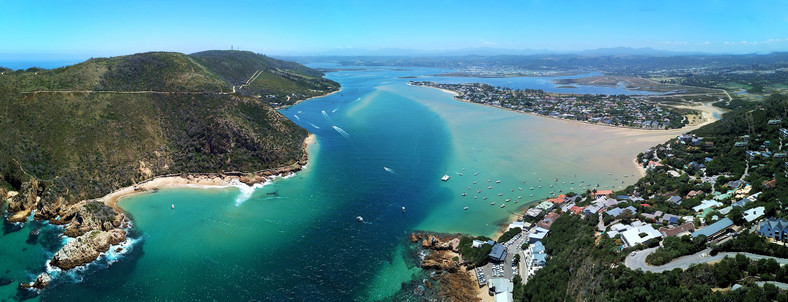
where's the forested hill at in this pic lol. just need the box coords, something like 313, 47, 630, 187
0, 50, 333, 222
191, 50, 339, 106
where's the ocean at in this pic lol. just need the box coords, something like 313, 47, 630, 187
3, 66, 667, 301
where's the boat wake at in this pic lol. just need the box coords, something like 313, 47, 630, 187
332, 126, 350, 139
306, 121, 320, 129
321, 110, 334, 124
293, 114, 300, 121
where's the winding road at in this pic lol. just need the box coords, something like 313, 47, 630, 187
625, 247, 788, 273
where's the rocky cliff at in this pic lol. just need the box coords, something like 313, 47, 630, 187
50, 228, 127, 270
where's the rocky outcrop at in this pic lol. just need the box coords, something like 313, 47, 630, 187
63, 201, 122, 237
50, 229, 127, 270
19, 273, 51, 290
34, 181, 72, 220
411, 233, 460, 252
421, 250, 459, 273
7, 180, 40, 222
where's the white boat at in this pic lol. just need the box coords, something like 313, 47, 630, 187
490, 202, 495, 205
171, 204, 175, 209
441, 174, 450, 181
495, 180, 501, 183
464, 206, 469, 210
462, 192, 467, 196
498, 193, 503, 196
530, 194, 534, 197
402, 207, 406, 212
517, 196, 521, 199
500, 204, 505, 208
356, 216, 364, 222
474, 172, 478, 176
530, 187, 534, 190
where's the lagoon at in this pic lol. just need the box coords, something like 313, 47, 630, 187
3, 66, 692, 301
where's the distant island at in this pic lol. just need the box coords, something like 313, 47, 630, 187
0, 50, 338, 285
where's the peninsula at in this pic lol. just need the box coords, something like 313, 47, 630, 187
0, 50, 338, 286
410, 81, 701, 130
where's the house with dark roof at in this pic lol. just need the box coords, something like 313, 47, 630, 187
763, 179, 777, 189
758, 217, 788, 241
489, 243, 508, 263
661, 214, 680, 225
659, 222, 695, 237
667, 195, 682, 206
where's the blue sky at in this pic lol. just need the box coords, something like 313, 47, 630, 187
1, 0, 786, 58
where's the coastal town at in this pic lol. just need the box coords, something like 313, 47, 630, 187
411, 81, 695, 129
414, 96, 787, 301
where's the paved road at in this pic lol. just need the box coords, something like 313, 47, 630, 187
757, 281, 788, 290
625, 247, 788, 273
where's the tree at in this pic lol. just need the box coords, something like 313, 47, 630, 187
729, 206, 745, 225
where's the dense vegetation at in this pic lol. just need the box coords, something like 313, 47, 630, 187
458, 235, 493, 267
645, 235, 707, 266
497, 227, 522, 243
0, 51, 326, 219
713, 231, 788, 258
192, 50, 339, 106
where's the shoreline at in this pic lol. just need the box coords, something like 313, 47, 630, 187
275, 89, 342, 110
413, 83, 721, 133
100, 133, 317, 212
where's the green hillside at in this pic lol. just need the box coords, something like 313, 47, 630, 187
0, 50, 324, 220
191, 50, 339, 106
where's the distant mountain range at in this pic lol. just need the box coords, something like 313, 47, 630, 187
275, 46, 764, 58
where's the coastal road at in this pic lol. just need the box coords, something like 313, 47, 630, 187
625, 247, 788, 273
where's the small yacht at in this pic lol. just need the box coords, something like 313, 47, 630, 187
441, 174, 450, 181
356, 216, 364, 223
517, 196, 522, 199
402, 207, 406, 212
461, 192, 467, 196
490, 202, 495, 205
488, 186, 492, 189
495, 180, 501, 184
505, 198, 511, 202
484, 196, 488, 200
498, 193, 503, 196
500, 204, 505, 208
171, 204, 175, 209
530, 187, 534, 190
474, 172, 478, 176
464, 206, 469, 210
530, 194, 534, 197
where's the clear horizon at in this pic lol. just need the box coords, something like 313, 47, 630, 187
1, 0, 786, 59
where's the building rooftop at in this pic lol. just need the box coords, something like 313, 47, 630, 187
489, 243, 508, 262
743, 206, 765, 223
692, 217, 733, 238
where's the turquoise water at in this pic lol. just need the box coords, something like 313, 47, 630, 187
3, 67, 660, 301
